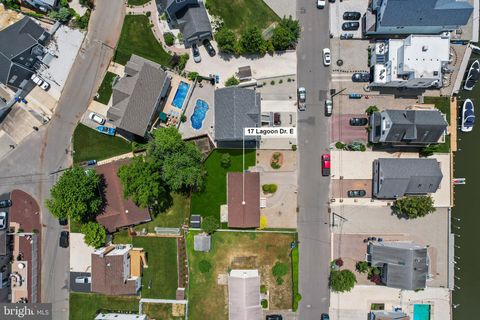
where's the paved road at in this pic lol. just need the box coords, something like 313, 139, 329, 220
296, 0, 332, 318
0, 1, 125, 318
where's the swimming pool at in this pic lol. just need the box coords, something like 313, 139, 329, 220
172, 81, 190, 109
413, 304, 431, 320
190, 99, 209, 130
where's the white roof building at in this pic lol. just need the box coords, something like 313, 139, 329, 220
371, 34, 451, 89
228, 269, 262, 320
95, 313, 147, 320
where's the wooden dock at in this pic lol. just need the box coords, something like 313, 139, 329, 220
450, 97, 457, 152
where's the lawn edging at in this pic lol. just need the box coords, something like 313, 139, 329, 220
291, 245, 301, 311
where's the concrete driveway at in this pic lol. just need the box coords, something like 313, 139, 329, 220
331, 114, 368, 143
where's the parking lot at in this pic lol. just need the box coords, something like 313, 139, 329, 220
330, 113, 368, 144
329, 0, 368, 38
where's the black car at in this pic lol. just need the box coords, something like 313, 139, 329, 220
266, 315, 283, 320
342, 22, 360, 30
203, 39, 216, 57
343, 11, 361, 20
58, 218, 68, 226
59, 231, 69, 248
349, 117, 368, 126
0, 199, 12, 208
321, 314, 330, 320
352, 72, 371, 82
347, 190, 367, 198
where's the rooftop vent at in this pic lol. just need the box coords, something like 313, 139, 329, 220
422, 45, 428, 52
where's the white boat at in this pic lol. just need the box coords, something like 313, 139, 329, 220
464, 60, 479, 91
461, 99, 475, 132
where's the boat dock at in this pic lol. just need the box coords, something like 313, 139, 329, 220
450, 97, 458, 152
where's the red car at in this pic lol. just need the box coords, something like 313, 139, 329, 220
322, 154, 331, 176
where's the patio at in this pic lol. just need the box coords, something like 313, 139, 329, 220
160, 73, 193, 128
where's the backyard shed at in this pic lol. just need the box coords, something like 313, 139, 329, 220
193, 233, 211, 252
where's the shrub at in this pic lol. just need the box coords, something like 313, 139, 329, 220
329, 269, 357, 293
392, 195, 435, 219
291, 144, 297, 151
335, 141, 346, 149
220, 153, 231, 168
163, 32, 175, 46
188, 71, 199, 81
215, 28, 237, 54
335, 258, 344, 267
262, 184, 278, 194
146, 11, 151, 17
225, 76, 240, 87
198, 260, 212, 273
365, 105, 379, 115
180, 114, 187, 123
272, 262, 289, 278
276, 277, 284, 285
260, 284, 267, 294
356, 261, 369, 273
177, 53, 189, 71
48, 7, 73, 23
279, 79, 283, 84
202, 216, 220, 234
270, 80, 276, 85
261, 299, 268, 308
239, 26, 265, 54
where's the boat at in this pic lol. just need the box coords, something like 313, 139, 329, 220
464, 60, 479, 91
460, 99, 475, 132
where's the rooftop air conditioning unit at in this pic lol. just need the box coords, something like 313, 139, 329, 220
422, 45, 428, 52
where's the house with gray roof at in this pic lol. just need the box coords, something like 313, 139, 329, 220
214, 87, 261, 148
23, 0, 58, 12
228, 269, 262, 320
369, 109, 448, 146
368, 242, 429, 290
373, 158, 443, 199
364, 0, 473, 36
0, 17, 50, 91
156, 0, 212, 47
107, 55, 171, 139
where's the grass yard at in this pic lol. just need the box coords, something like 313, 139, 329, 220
127, 0, 150, 5
134, 194, 190, 233
94, 71, 117, 105
187, 231, 295, 319
205, 0, 280, 33
114, 15, 172, 66
133, 237, 178, 299
73, 124, 131, 164
69, 293, 139, 320
142, 303, 185, 320
190, 149, 256, 219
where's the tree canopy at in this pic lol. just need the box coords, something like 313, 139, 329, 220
392, 195, 435, 219
201, 216, 220, 234
46, 167, 102, 222
239, 27, 266, 54
81, 222, 107, 248
271, 26, 294, 51
215, 28, 237, 54
329, 269, 357, 293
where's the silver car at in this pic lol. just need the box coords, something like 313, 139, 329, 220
0, 212, 6, 229
75, 276, 91, 284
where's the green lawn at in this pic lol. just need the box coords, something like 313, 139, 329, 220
127, 0, 150, 5
69, 293, 139, 320
205, 0, 280, 33
190, 149, 256, 219
187, 231, 295, 319
142, 303, 185, 320
73, 124, 132, 164
112, 229, 133, 244
114, 15, 172, 66
94, 72, 117, 105
133, 237, 178, 299
291, 246, 300, 311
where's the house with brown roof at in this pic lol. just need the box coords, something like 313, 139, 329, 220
95, 160, 151, 232
91, 244, 146, 296
227, 172, 260, 229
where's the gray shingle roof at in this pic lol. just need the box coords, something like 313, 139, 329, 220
228, 270, 262, 320
176, 3, 212, 43
108, 55, 170, 137
214, 87, 261, 142
373, 158, 443, 199
369, 242, 428, 290
377, 0, 473, 28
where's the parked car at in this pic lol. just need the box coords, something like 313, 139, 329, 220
0, 200, 12, 208
0, 212, 6, 230
322, 48, 331, 66
192, 44, 201, 63
349, 93, 362, 99
89, 112, 105, 125
325, 99, 333, 116
316, 0, 325, 9
58, 218, 68, 226
202, 39, 216, 57
347, 190, 366, 198
349, 117, 368, 126
31, 74, 43, 86
340, 33, 354, 40
96, 126, 116, 136
343, 11, 361, 20
321, 154, 331, 176
342, 22, 360, 30
40, 81, 50, 91
298, 87, 306, 111
75, 276, 91, 284
352, 72, 371, 82
321, 314, 330, 320
266, 315, 282, 320
59, 231, 69, 248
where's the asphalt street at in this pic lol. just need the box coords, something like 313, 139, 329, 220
0, 1, 125, 319
296, 0, 332, 318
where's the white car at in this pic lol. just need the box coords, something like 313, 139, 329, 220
40, 81, 50, 91
31, 74, 43, 86
325, 99, 333, 116
75, 276, 91, 284
317, 0, 326, 8
192, 44, 201, 63
89, 112, 105, 125
0, 212, 6, 230
298, 87, 306, 111
323, 48, 331, 66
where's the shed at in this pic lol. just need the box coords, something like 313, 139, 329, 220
190, 214, 201, 228
194, 233, 211, 252
238, 66, 252, 81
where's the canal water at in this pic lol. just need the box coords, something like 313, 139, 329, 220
452, 52, 480, 319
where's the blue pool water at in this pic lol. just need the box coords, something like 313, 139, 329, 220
172, 81, 190, 108
190, 99, 209, 130
413, 304, 431, 320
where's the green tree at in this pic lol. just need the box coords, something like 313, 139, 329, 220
3, 0, 20, 10
271, 26, 294, 51
201, 216, 220, 234
365, 105, 379, 115
163, 32, 175, 46
225, 76, 240, 87
117, 156, 171, 210
392, 195, 435, 219
81, 222, 106, 248
355, 261, 369, 274
278, 16, 300, 42
148, 127, 204, 193
220, 153, 231, 168
46, 167, 101, 222
329, 269, 357, 293
187, 72, 199, 81
198, 260, 212, 273
215, 28, 237, 54
239, 27, 266, 54
48, 7, 72, 23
